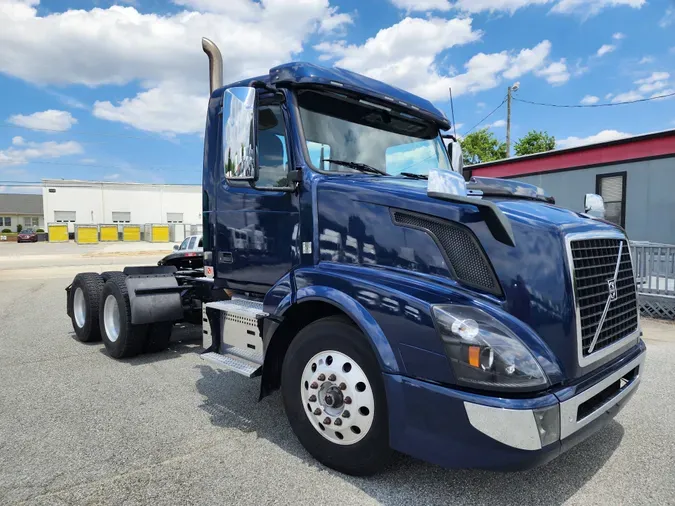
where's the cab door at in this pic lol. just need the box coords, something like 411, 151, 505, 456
215, 95, 300, 293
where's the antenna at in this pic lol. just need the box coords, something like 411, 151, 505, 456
448, 87, 457, 138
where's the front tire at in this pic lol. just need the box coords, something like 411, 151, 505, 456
99, 276, 148, 359
69, 273, 104, 342
281, 316, 391, 476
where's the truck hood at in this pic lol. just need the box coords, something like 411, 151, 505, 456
316, 175, 626, 381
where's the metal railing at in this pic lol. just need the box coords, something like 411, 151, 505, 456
629, 241, 675, 319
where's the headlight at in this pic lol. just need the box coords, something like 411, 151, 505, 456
431, 305, 548, 392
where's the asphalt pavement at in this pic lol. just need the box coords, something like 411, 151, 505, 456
1, 269, 674, 505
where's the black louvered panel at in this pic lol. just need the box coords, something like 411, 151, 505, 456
392, 210, 501, 295
570, 238, 638, 356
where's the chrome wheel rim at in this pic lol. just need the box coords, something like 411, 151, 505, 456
73, 288, 86, 328
301, 350, 375, 445
103, 294, 121, 343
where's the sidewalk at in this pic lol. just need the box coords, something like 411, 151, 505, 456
0, 241, 174, 265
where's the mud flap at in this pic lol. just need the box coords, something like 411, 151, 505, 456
125, 274, 184, 325
65, 283, 73, 318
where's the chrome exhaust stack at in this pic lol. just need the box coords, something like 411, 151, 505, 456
202, 37, 223, 94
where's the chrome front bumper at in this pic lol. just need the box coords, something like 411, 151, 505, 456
464, 348, 646, 451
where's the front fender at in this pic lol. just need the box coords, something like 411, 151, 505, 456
293, 284, 400, 374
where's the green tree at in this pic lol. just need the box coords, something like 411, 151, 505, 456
514, 130, 556, 156
460, 129, 507, 165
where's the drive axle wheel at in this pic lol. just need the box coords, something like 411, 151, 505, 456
99, 276, 148, 359
69, 273, 104, 342
282, 315, 390, 476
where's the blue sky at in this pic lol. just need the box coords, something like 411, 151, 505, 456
0, 0, 673, 193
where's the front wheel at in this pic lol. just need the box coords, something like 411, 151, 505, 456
281, 316, 391, 476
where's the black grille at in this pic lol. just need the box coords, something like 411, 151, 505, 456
392, 210, 501, 295
570, 238, 638, 357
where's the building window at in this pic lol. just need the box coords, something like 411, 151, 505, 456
24, 217, 39, 227
112, 212, 131, 223
596, 172, 627, 228
54, 211, 76, 223
1, 217, 11, 227
167, 213, 183, 223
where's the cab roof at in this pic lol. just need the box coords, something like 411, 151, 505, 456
223, 62, 450, 131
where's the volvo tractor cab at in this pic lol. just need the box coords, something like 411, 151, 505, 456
66, 38, 644, 477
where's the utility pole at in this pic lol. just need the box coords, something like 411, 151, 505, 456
506, 82, 519, 158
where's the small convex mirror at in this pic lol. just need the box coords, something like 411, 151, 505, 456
584, 193, 605, 219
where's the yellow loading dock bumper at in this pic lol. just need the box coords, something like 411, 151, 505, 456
48, 224, 69, 242
100, 225, 119, 242
146, 224, 170, 243
122, 225, 141, 242
75, 225, 99, 244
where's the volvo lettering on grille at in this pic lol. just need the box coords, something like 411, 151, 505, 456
588, 241, 624, 354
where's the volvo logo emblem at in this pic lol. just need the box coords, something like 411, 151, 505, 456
607, 279, 618, 301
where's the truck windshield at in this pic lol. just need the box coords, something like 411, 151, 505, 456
297, 89, 451, 176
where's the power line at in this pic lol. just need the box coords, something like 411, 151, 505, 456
465, 97, 507, 134
513, 91, 675, 109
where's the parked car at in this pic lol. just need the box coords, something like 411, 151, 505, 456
158, 235, 203, 270
17, 229, 38, 243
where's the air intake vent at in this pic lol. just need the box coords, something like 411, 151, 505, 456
392, 210, 502, 295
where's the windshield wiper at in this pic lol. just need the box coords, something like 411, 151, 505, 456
324, 159, 388, 176
399, 172, 428, 180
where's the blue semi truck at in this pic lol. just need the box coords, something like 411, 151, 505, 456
66, 38, 646, 476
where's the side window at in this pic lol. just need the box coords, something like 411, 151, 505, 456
188, 236, 197, 249
306, 141, 331, 170
257, 103, 290, 187
179, 238, 190, 250
596, 172, 626, 227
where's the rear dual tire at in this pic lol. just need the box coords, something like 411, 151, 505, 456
68, 273, 173, 358
69, 273, 105, 343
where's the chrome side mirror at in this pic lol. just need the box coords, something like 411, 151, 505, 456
428, 168, 467, 197
223, 87, 258, 181
173, 244, 179, 250
584, 193, 605, 219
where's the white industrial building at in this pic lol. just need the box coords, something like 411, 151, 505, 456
42, 179, 202, 231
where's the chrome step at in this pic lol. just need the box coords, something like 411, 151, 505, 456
205, 298, 267, 318
200, 350, 262, 378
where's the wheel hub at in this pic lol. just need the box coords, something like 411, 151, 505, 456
73, 287, 86, 328
301, 350, 375, 446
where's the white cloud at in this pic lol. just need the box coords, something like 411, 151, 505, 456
0, 0, 353, 134
652, 89, 674, 99
660, 7, 674, 28
534, 58, 570, 85
489, 119, 506, 128
639, 56, 654, 64
93, 83, 205, 135
316, 24, 563, 101
318, 7, 354, 33
551, 0, 645, 17
557, 129, 631, 149
0, 136, 83, 166
608, 72, 672, 104
580, 95, 599, 105
476, 102, 486, 109
503, 40, 552, 79
390, 0, 451, 11
596, 44, 616, 57
449, 0, 644, 16
612, 32, 625, 40
605, 92, 614, 100
451, 0, 550, 14
7, 110, 77, 132
611, 90, 644, 103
